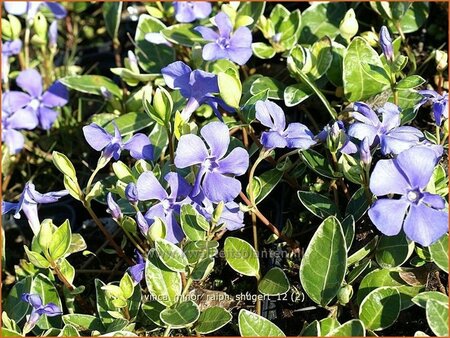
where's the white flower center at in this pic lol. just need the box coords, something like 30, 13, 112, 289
407, 190, 420, 202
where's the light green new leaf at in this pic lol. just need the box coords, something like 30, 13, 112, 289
238, 309, 285, 337
224, 237, 259, 277
426, 299, 449, 336
359, 287, 401, 331
155, 238, 188, 272
195, 307, 232, 334
258, 267, 290, 296
429, 234, 448, 273
160, 300, 200, 328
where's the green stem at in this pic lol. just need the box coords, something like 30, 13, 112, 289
24, 22, 31, 68
436, 126, 441, 145
163, 325, 172, 337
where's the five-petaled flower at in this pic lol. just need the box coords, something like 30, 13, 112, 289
418, 90, 448, 126
195, 12, 252, 65
14, 69, 69, 130
136, 171, 191, 243
161, 61, 233, 121
173, 1, 212, 23
348, 102, 423, 155
175, 122, 249, 203
2, 91, 38, 154
83, 122, 154, 161
21, 293, 62, 333
256, 100, 316, 150
368, 146, 448, 247
2, 182, 68, 235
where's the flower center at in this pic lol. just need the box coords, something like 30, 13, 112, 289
407, 189, 421, 203
161, 198, 174, 211
204, 156, 219, 172
29, 98, 41, 110
216, 37, 230, 49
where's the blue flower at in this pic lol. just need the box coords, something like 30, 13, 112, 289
4, 1, 66, 20
21, 293, 62, 333
128, 251, 145, 283
379, 26, 393, 62
173, 1, 212, 23
418, 90, 448, 126
161, 61, 233, 121
368, 146, 448, 246
256, 100, 316, 150
195, 12, 252, 65
106, 192, 122, 221
348, 102, 423, 155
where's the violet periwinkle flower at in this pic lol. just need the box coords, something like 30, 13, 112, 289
348, 102, 423, 155
2, 182, 68, 235
379, 26, 393, 62
14, 69, 69, 130
83, 123, 154, 162
128, 251, 145, 283
2, 91, 38, 154
359, 137, 372, 165
255, 100, 316, 150
106, 193, 122, 221
368, 147, 448, 246
175, 122, 249, 203
4, 1, 66, 20
2, 40, 22, 83
161, 61, 233, 121
136, 211, 149, 236
174, 1, 212, 23
125, 183, 139, 204
21, 293, 62, 332
195, 12, 253, 65
418, 90, 448, 126
316, 120, 357, 154
136, 172, 192, 243
48, 21, 58, 49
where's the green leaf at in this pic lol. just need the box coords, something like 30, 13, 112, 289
299, 2, 346, 44
301, 320, 320, 336
360, 62, 391, 85
396, 75, 426, 89
326, 42, 345, 87
67, 234, 87, 256
426, 299, 449, 336
224, 237, 260, 277
258, 267, 290, 296
300, 149, 340, 179
239, 309, 285, 337
120, 273, 134, 299
299, 216, 347, 306
4, 276, 32, 322
343, 37, 389, 101
160, 300, 200, 328
60, 75, 122, 98
277, 10, 302, 50
52, 151, 77, 180
145, 252, 181, 306
347, 236, 378, 266
191, 257, 215, 281
309, 37, 333, 79
387, 3, 429, 34
389, 89, 423, 124
341, 215, 355, 250
319, 318, 339, 336
155, 239, 188, 272
31, 274, 63, 329
338, 153, 364, 185
284, 83, 312, 107
103, 2, 123, 40
429, 234, 448, 273
184, 241, 218, 264
297, 191, 338, 219
161, 24, 203, 47
60, 324, 80, 337
135, 15, 175, 73
195, 307, 232, 334
250, 76, 284, 100
252, 42, 276, 59
359, 286, 400, 331
59, 258, 75, 285
24, 246, 51, 268
142, 301, 166, 327
327, 319, 365, 336
218, 72, 242, 109
412, 291, 448, 309
253, 168, 283, 204
237, 2, 266, 30
375, 233, 414, 268
105, 112, 153, 136
49, 220, 72, 261
345, 187, 370, 222
95, 279, 116, 325
1, 328, 23, 337
180, 204, 207, 241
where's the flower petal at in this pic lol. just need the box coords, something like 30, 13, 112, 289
174, 134, 208, 168
202, 42, 228, 61
421, 192, 446, 210
285, 122, 316, 149
395, 146, 439, 189
165, 172, 191, 200
368, 198, 409, 236
192, 2, 212, 19
203, 172, 241, 203
369, 158, 410, 196
161, 61, 192, 91
213, 12, 232, 37
226, 46, 253, 66
200, 122, 229, 159
41, 81, 69, 107
82, 123, 113, 151
174, 2, 196, 23
8, 107, 39, 130
2, 201, 18, 214
380, 126, 422, 155
379, 102, 401, 131
218, 147, 249, 176
403, 204, 448, 246
353, 102, 380, 125
3, 129, 25, 154
124, 133, 154, 160
16, 69, 42, 98
136, 171, 167, 201
37, 107, 59, 130
261, 131, 288, 149
129, 263, 145, 283
194, 26, 219, 41
255, 100, 286, 131
2, 91, 31, 113
45, 2, 67, 19
4, 1, 28, 15
348, 123, 378, 144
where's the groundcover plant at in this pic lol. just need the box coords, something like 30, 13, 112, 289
1, 1, 449, 337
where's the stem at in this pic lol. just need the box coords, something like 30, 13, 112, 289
163, 325, 172, 337
52, 262, 74, 291
436, 125, 441, 145
24, 22, 31, 68
167, 126, 175, 165
86, 163, 104, 195
121, 225, 146, 256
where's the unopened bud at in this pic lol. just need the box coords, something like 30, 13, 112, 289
125, 182, 138, 204
435, 50, 448, 72
106, 193, 122, 221
379, 26, 394, 62
339, 9, 358, 41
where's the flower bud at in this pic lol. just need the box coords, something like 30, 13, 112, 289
100, 86, 113, 101
148, 217, 166, 241
326, 121, 346, 153
125, 183, 138, 204
48, 21, 57, 49
136, 211, 149, 236
435, 50, 448, 72
106, 193, 122, 221
127, 50, 139, 73
212, 201, 224, 225
33, 12, 48, 41
379, 26, 394, 62
359, 137, 372, 165
360, 31, 378, 47
339, 9, 358, 41
337, 284, 353, 305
